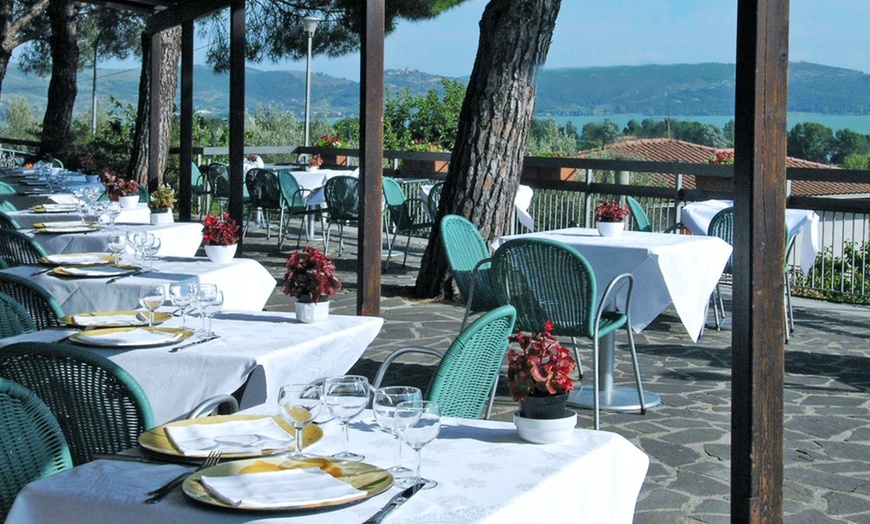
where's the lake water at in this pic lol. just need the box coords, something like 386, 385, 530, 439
543, 113, 870, 134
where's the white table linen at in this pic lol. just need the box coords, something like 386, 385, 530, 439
493, 228, 732, 341
8, 203, 151, 228
0, 256, 275, 314
26, 221, 203, 257
680, 199, 820, 274
0, 311, 383, 424
419, 183, 535, 231
7, 408, 648, 523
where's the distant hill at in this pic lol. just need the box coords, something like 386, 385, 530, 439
2, 61, 869, 120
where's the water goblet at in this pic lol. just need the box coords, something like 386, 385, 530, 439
138, 285, 166, 328
278, 383, 323, 457
194, 283, 218, 335
107, 234, 126, 265
394, 400, 442, 489
373, 386, 423, 477
168, 282, 196, 329
201, 290, 223, 337
75, 200, 90, 226
142, 236, 161, 271
323, 375, 370, 462
106, 201, 122, 230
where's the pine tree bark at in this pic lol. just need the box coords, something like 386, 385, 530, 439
129, 27, 180, 185
414, 0, 561, 298
39, 0, 78, 158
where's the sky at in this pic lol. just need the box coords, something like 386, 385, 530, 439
100, 1, 870, 80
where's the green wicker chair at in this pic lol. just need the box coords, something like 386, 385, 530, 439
191, 162, 210, 215
382, 177, 434, 270
0, 182, 15, 195
440, 215, 501, 331
626, 196, 652, 233
426, 182, 444, 221
322, 176, 360, 256
277, 170, 323, 250
0, 211, 20, 230
707, 206, 734, 330
0, 229, 48, 268
0, 292, 36, 338
784, 228, 797, 343
0, 200, 16, 213
373, 305, 517, 419
243, 168, 284, 242
0, 377, 72, 520
0, 273, 65, 331
491, 237, 645, 430
0, 342, 155, 466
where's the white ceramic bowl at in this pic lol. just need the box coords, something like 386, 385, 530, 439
513, 410, 577, 444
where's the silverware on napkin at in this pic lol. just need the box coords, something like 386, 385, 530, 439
144, 450, 222, 504
169, 334, 220, 353
362, 482, 425, 524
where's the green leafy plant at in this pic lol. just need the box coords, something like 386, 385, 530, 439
149, 186, 176, 211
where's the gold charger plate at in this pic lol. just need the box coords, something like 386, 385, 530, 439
68, 326, 192, 348
139, 414, 323, 459
182, 456, 393, 512
59, 310, 171, 328
34, 225, 100, 234
51, 264, 139, 278
38, 253, 112, 266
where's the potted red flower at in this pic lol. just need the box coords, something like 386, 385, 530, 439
594, 199, 630, 237
202, 212, 240, 264
101, 171, 140, 207
282, 247, 342, 323
315, 133, 347, 166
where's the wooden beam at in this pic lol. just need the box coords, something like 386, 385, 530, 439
148, 32, 161, 192
227, 0, 245, 255
178, 20, 194, 222
358, 0, 384, 316
145, 0, 228, 35
731, 0, 789, 522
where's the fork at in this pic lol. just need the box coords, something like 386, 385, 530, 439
144, 450, 221, 504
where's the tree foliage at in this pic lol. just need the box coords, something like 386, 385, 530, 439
384, 78, 464, 151
787, 122, 834, 163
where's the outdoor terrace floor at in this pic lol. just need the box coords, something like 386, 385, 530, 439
238, 220, 870, 523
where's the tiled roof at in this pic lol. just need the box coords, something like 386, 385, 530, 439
578, 138, 870, 197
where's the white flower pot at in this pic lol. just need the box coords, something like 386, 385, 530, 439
150, 210, 174, 225
295, 300, 330, 323
118, 195, 139, 209
513, 410, 577, 444
596, 221, 624, 237
204, 244, 237, 264
305, 166, 320, 172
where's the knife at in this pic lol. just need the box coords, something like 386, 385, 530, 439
106, 269, 146, 284
362, 482, 424, 524
169, 334, 220, 352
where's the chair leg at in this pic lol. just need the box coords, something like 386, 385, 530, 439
337, 223, 345, 256
384, 231, 398, 271
324, 222, 333, 255
625, 326, 646, 416
402, 234, 411, 268
786, 272, 795, 334
592, 338, 600, 431
484, 377, 498, 420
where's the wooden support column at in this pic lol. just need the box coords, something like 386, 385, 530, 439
731, 0, 789, 522
178, 20, 194, 222
358, 0, 384, 316
148, 32, 162, 193
228, 0, 245, 254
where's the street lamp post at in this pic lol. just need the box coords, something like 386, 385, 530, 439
302, 16, 320, 147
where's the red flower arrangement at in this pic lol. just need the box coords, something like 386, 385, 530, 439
100, 170, 140, 199
282, 247, 342, 304
202, 212, 240, 246
315, 133, 343, 148
507, 321, 576, 401
308, 154, 323, 168
594, 199, 630, 223
708, 150, 735, 164
79, 154, 97, 174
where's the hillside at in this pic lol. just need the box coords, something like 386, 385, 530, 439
1, 61, 869, 119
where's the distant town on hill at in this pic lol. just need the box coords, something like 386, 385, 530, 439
1, 61, 869, 120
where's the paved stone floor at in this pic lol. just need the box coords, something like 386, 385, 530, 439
239, 222, 870, 523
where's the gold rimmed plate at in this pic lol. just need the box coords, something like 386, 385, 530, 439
33, 220, 96, 229
182, 456, 393, 512
60, 310, 171, 328
51, 264, 139, 278
39, 253, 112, 266
34, 225, 100, 234
68, 326, 192, 348
31, 204, 77, 213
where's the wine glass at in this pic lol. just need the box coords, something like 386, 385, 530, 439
106, 201, 122, 230
107, 234, 126, 265
168, 281, 196, 329
394, 400, 442, 489
201, 290, 223, 336
194, 283, 218, 335
277, 383, 322, 457
138, 285, 166, 328
373, 386, 423, 476
142, 236, 161, 271
75, 200, 90, 226
323, 375, 370, 462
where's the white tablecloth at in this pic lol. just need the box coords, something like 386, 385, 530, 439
420, 183, 535, 231
7, 408, 647, 523
0, 311, 383, 425
680, 199, 820, 274
25, 222, 203, 257
493, 228, 732, 341
8, 204, 151, 229
0, 256, 275, 314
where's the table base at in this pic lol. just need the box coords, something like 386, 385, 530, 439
706, 317, 733, 331
568, 385, 662, 413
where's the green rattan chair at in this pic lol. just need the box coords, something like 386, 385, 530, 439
383, 177, 434, 270
0, 292, 36, 338
0, 229, 48, 267
277, 170, 324, 250
426, 182, 444, 221
440, 215, 501, 331
707, 206, 734, 330
373, 305, 517, 419
491, 237, 645, 430
191, 162, 210, 216
626, 196, 652, 233
244, 168, 285, 242
0, 377, 72, 520
0, 200, 16, 213
0, 342, 155, 466
0, 182, 15, 195
322, 175, 360, 256
0, 273, 65, 331
784, 228, 797, 343
0, 211, 20, 230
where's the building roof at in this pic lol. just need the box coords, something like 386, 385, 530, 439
579, 137, 870, 197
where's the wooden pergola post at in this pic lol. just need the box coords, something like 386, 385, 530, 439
178, 20, 194, 222
227, 0, 246, 255
731, 0, 789, 521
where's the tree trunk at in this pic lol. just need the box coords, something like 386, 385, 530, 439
129, 27, 181, 186
415, 0, 561, 299
39, 0, 78, 158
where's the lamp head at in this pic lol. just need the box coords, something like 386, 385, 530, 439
302, 16, 321, 37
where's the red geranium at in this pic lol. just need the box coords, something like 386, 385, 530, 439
507, 321, 576, 401
708, 150, 735, 164
594, 199, 630, 223
202, 212, 240, 246
100, 170, 139, 199
282, 247, 342, 304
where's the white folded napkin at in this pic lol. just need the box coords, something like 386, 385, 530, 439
43, 253, 107, 265
200, 467, 366, 508
166, 418, 295, 455
49, 194, 77, 204
35, 221, 85, 229
34, 203, 77, 212
71, 312, 148, 327
59, 266, 129, 277
74, 328, 183, 346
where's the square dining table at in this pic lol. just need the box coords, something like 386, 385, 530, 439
0, 310, 384, 425
24, 221, 204, 258
7, 202, 152, 229
6, 407, 647, 523
0, 255, 276, 314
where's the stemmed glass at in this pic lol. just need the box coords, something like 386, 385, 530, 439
142, 236, 161, 271
277, 383, 322, 457
194, 283, 219, 335
107, 234, 126, 265
106, 201, 122, 230
323, 375, 370, 462
201, 290, 223, 337
75, 199, 90, 226
168, 282, 196, 329
394, 400, 442, 489
138, 285, 166, 328
373, 386, 423, 477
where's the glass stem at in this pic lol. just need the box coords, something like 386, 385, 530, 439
294, 426, 304, 454
393, 433, 403, 468
342, 421, 350, 454
414, 447, 422, 481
